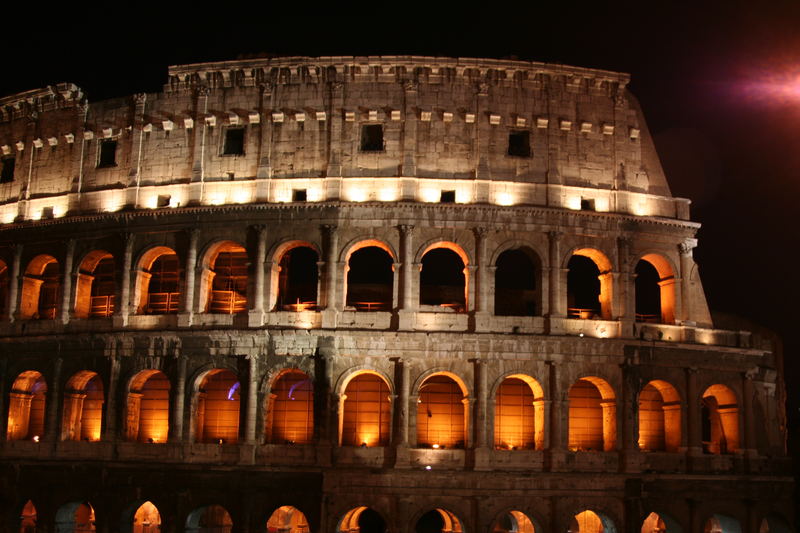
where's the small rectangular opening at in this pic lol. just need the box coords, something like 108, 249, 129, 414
223, 128, 245, 155
440, 190, 456, 203
98, 140, 117, 168
157, 195, 171, 208
508, 130, 531, 157
360, 124, 384, 152
41, 206, 54, 219
0, 157, 15, 183
581, 197, 595, 211
292, 189, 308, 202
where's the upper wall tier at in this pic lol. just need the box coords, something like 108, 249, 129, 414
0, 56, 683, 223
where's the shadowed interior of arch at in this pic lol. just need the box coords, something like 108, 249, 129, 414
276, 246, 319, 311
20, 500, 36, 533
75, 251, 116, 318
415, 509, 462, 533
7, 371, 46, 441
704, 514, 742, 533
494, 249, 538, 316
21, 255, 60, 320
141, 250, 180, 315
266, 370, 313, 445
419, 248, 466, 311
338, 507, 386, 533
702, 385, 739, 455
56, 502, 95, 533
491, 510, 536, 533
186, 505, 232, 533
126, 370, 170, 443
208, 243, 248, 314
346, 246, 394, 312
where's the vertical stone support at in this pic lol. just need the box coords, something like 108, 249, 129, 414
400, 80, 418, 177
127, 93, 147, 208
320, 225, 339, 327
678, 240, 696, 324
620, 362, 637, 460
249, 225, 268, 326
184, 229, 199, 314
472, 227, 489, 314
392, 358, 411, 448
44, 357, 62, 444
189, 87, 210, 196
254, 82, 272, 200
103, 355, 120, 441
547, 231, 565, 318
6, 244, 22, 321
171, 356, 187, 443
326, 81, 345, 180
244, 354, 259, 444
314, 337, 336, 466
115, 233, 135, 327
465, 264, 477, 313
686, 367, 701, 456
59, 239, 75, 324
618, 237, 635, 335
546, 360, 566, 470
472, 358, 491, 470
742, 371, 758, 459
398, 225, 415, 330
391, 262, 401, 310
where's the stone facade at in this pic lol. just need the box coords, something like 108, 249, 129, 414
0, 56, 792, 533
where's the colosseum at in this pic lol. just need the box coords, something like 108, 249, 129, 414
0, 55, 792, 533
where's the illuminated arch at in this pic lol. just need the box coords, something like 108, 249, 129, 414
20, 500, 37, 533
703, 514, 742, 533
418, 241, 470, 312
702, 384, 739, 455
199, 241, 248, 314
62, 371, 104, 442
337, 507, 387, 533
417, 372, 468, 449
641, 511, 684, 533
271, 241, 320, 312
571, 510, 617, 533
266, 506, 309, 533
491, 510, 539, 533
185, 505, 232, 533
414, 509, 464, 533
266, 369, 313, 445
634, 252, 677, 324
125, 370, 170, 443
759, 513, 792, 533
568, 377, 616, 452
20, 254, 60, 320
342, 239, 396, 312
638, 380, 681, 452
7, 371, 47, 441
339, 371, 392, 447
120, 500, 162, 533
566, 248, 613, 320
493, 245, 542, 317
55, 502, 96, 533
493, 374, 545, 450
194, 369, 240, 444
74, 250, 116, 318
134, 246, 180, 315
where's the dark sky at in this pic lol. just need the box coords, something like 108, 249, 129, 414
4, 3, 800, 422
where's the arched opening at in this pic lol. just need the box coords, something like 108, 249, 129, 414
568, 378, 616, 452
704, 515, 742, 533
571, 510, 616, 533
0, 259, 8, 318
495, 249, 538, 316
638, 380, 681, 452
337, 507, 386, 533
417, 374, 467, 449
415, 509, 463, 533
62, 371, 104, 442
126, 370, 170, 443
494, 375, 545, 450
759, 514, 792, 533
702, 385, 739, 455
55, 502, 95, 533
420, 246, 467, 312
641, 512, 683, 533
20, 500, 37, 533
20, 255, 60, 320
137, 248, 180, 315
276, 246, 319, 311
345, 245, 394, 312
185, 505, 232, 533
206, 243, 248, 314
340, 372, 391, 447
266, 506, 309, 533
7, 371, 47, 441
196, 369, 240, 444
635, 255, 676, 324
567, 249, 612, 320
266, 370, 313, 445
132, 501, 161, 533
75, 251, 116, 318
492, 510, 536, 533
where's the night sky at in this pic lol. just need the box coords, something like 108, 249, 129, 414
4, 4, 800, 442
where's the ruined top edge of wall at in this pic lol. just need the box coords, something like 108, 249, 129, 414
0, 83, 84, 113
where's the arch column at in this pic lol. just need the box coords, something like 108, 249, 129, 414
392, 357, 412, 467
179, 229, 199, 326
546, 231, 565, 335
320, 225, 339, 328
472, 226, 489, 314
114, 233, 134, 327
742, 371, 758, 461
44, 358, 62, 444
248, 225, 268, 327
398, 224, 416, 330
170, 356, 187, 443
244, 354, 259, 446
686, 367, 702, 458
678, 240, 696, 324
102, 356, 120, 442
59, 239, 75, 324
473, 359, 490, 470
545, 361, 566, 471
617, 237, 635, 335
6, 244, 22, 321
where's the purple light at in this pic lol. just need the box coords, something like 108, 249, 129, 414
227, 382, 240, 400
287, 379, 310, 401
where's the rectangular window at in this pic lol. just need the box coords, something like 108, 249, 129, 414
360, 124, 384, 152
223, 128, 245, 155
440, 190, 456, 203
98, 140, 117, 168
507, 130, 531, 157
581, 198, 596, 211
292, 189, 307, 202
0, 157, 14, 183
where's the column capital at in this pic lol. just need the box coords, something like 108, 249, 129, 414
678, 238, 697, 256
398, 224, 415, 236
320, 223, 337, 235
472, 226, 488, 239
547, 230, 564, 242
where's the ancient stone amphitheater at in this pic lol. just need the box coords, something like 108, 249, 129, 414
0, 56, 792, 533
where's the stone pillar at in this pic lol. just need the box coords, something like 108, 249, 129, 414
546, 361, 566, 471
59, 239, 75, 324
127, 93, 147, 208
180, 229, 199, 324
678, 239, 696, 324
249, 225, 268, 326
188, 86, 210, 204
742, 371, 758, 459
103, 356, 120, 441
171, 356, 187, 443
245, 354, 259, 444
44, 358, 62, 444
401, 81, 418, 177
547, 231, 565, 318
115, 233, 134, 327
320, 225, 339, 328
473, 227, 489, 314
686, 367, 702, 456
398, 225, 415, 330
6, 244, 22, 321
473, 359, 491, 470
